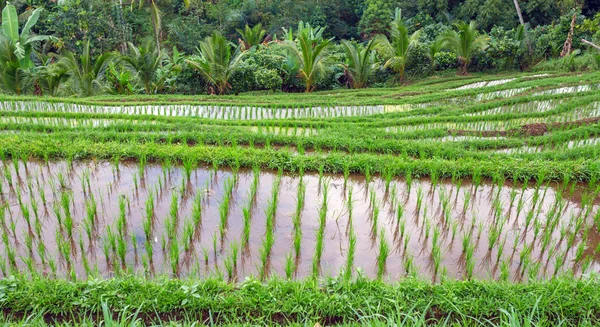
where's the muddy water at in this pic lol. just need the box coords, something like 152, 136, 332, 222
0, 160, 598, 282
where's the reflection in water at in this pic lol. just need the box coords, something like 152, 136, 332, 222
0, 160, 598, 282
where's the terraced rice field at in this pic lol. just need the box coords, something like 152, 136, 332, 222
0, 72, 599, 285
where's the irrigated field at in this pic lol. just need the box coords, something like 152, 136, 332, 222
1, 71, 600, 326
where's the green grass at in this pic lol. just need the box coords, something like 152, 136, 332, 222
0, 276, 599, 326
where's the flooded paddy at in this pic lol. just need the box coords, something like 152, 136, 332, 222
0, 160, 598, 282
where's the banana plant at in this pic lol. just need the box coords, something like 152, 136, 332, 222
1, 4, 55, 69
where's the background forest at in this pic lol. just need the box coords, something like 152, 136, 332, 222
1, 0, 600, 95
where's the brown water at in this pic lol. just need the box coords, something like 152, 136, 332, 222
0, 160, 598, 282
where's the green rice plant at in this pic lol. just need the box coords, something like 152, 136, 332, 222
182, 156, 196, 181
284, 252, 295, 280
182, 219, 195, 252
166, 192, 179, 242
11, 155, 18, 176
344, 224, 357, 281
346, 186, 354, 223
500, 259, 510, 282
318, 164, 325, 190
3, 165, 11, 187
416, 186, 424, 217
241, 201, 252, 248
230, 239, 239, 270
371, 199, 380, 236
343, 162, 350, 189
170, 240, 180, 276
223, 255, 234, 281
219, 177, 235, 241
462, 190, 472, 215
383, 167, 394, 193
488, 223, 501, 251
405, 169, 413, 196
79, 235, 91, 276
364, 166, 371, 185
431, 227, 442, 279
57, 172, 66, 190
377, 228, 390, 280
212, 232, 218, 265
258, 234, 274, 281
138, 153, 147, 178
575, 239, 586, 263
117, 232, 127, 270
84, 197, 97, 241
465, 243, 475, 280
24, 232, 34, 255
293, 180, 306, 259
191, 191, 202, 227
312, 182, 329, 279
117, 195, 128, 236
423, 214, 431, 239
61, 191, 73, 240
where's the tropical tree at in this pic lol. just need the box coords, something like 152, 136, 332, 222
284, 22, 332, 93
121, 40, 168, 94
31, 52, 68, 96
237, 24, 268, 51
0, 34, 30, 94
378, 9, 421, 81
1, 4, 54, 69
441, 21, 489, 75
359, 0, 394, 36
58, 41, 114, 96
186, 31, 245, 95
339, 38, 381, 89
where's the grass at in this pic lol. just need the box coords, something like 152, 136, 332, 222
0, 276, 599, 326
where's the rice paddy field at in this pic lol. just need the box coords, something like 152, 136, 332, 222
1, 72, 600, 326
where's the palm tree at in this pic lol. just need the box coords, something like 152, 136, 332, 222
58, 41, 114, 96
339, 38, 380, 89
1, 4, 55, 69
121, 40, 168, 94
441, 21, 489, 75
31, 52, 68, 96
186, 31, 245, 95
237, 24, 267, 51
284, 22, 332, 93
378, 9, 421, 81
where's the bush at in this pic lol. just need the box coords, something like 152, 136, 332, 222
405, 43, 432, 78
254, 68, 283, 91
434, 51, 459, 71
172, 62, 207, 95
230, 46, 286, 93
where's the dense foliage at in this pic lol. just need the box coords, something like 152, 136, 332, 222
0, 0, 598, 95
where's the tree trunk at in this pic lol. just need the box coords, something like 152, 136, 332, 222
560, 14, 577, 57
582, 39, 600, 51
512, 0, 533, 55
512, 0, 525, 25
